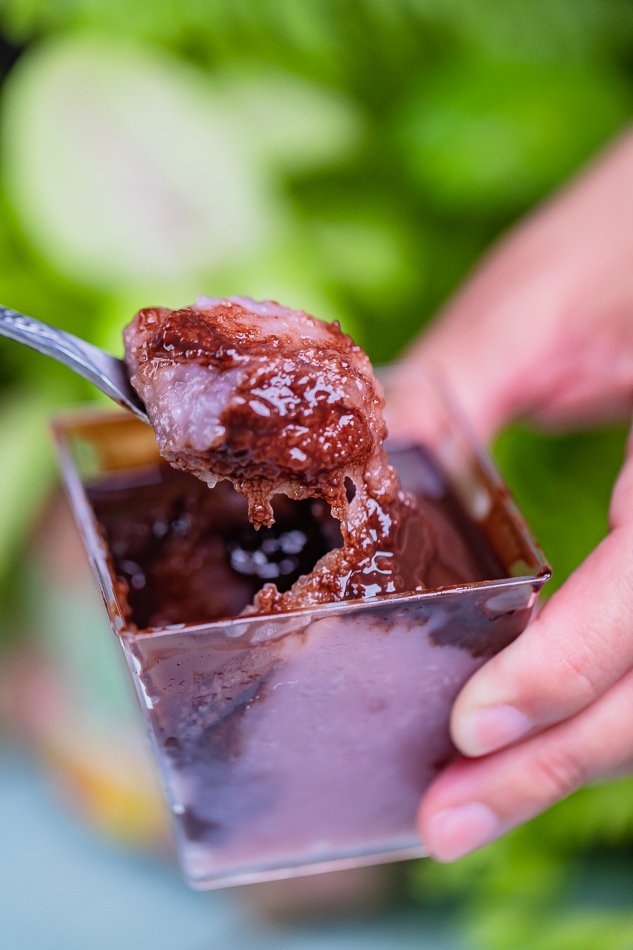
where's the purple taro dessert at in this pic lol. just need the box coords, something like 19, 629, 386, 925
123, 296, 430, 612
53, 298, 549, 887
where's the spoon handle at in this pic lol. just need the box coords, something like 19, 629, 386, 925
0, 305, 148, 421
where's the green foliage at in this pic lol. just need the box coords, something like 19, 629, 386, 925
493, 425, 627, 594
0, 389, 65, 598
470, 906, 633, 950
3, 37, 281, 290
410, 777, 633, 949
397, 59, 632, 215
1, 1, 633, 941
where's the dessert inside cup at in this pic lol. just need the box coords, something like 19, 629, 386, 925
53, 296, 549, 888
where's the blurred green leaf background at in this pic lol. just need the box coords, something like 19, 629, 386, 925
1, 1, 633, 946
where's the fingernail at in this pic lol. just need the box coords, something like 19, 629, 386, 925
427, 802, 500, 862
456, 704, 531, 756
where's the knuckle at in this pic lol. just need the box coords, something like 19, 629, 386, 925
526, 745, 587, 803
557, 650, 604, 708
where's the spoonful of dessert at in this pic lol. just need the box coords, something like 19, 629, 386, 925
1, 294, 433, 611
0, 304, 149, 422
123, 295, 431, 611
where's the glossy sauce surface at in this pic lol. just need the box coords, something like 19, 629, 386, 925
88, 446, 504, 629
125, 297, 477, 611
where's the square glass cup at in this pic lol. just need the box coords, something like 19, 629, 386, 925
52, 376, 549, 889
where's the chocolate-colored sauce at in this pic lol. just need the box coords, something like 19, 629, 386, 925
88, 446, 504, 630
123, 296, 385, 528
124, 296, 462, 612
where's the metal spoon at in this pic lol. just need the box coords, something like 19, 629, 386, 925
0, 305, 149, 423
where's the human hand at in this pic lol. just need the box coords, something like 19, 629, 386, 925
391, 130, 633, 861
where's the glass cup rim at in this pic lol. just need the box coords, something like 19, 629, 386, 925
51, 393, 551, 641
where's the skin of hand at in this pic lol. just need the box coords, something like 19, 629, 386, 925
389, 129, 633, 862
